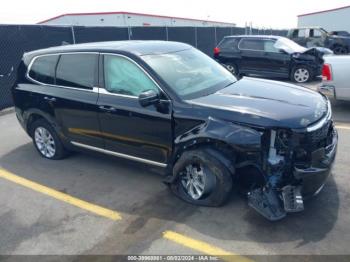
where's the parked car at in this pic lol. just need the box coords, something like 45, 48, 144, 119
214, 35, 325, 83
319, 55, 350, 101
12, 41, 337, 221
329, 31, 350, 37
287, 27, 350, 54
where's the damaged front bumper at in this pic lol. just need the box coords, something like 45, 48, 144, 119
248, 127, 338, 221
295, 128, 337, 197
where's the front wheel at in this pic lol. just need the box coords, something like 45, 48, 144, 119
170, 148, 233, 207
291, 66, 312, 83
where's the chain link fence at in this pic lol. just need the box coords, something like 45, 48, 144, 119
0, 24, 287, 110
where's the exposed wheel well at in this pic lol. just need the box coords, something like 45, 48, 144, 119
26, 114, 45, 135
174, 140, 237, 175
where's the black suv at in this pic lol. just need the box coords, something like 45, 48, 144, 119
287, 27, 350, 54
214, 35, 325, 83
12, 41, 337, 221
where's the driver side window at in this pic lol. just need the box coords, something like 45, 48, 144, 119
263, 40, 279, 53
104, 55, 159, 97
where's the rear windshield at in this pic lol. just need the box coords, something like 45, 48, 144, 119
142, 48, 236, 100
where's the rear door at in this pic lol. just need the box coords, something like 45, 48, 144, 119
54, 53, 103, 146
97, 54, 172, 165
37, 53, 103, 147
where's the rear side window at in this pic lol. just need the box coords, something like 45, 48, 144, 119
239, 39, 264, 51
218, 38, 238, 50
28, 55, 59, 85
56, 54, 97, 89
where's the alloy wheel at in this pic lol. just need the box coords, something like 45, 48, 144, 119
333, 46, 348, 54
226, 64, 236, 75
294, 68, 310, 83
181, 163, 206, 200
34, 127, 56, 158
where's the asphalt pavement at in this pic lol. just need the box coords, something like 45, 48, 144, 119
0, 79, 350, 260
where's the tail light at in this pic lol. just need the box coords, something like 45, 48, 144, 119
214, 47, 220, 56
322, 64, 332, 81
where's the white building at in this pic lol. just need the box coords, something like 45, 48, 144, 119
38, 11, 235, 27
298, 5, 350, 32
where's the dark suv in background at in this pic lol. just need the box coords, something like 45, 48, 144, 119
214, 35, 325, 83
12, 41, 337, 221
287, 27, 350, 54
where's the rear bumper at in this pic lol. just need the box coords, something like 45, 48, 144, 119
294, 128, 338, 197
318, 84, 336, 99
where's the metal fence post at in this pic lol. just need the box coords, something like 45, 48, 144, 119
128, 27, 131, 40
214, 27, 217, 45
195, 27, 198, 47
71, 26, 76, 44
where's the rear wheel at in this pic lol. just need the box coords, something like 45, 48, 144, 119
224, 63, 238, 77
291, 66, 312, 83
333, 45, 348, 55
30, 119, 67, 160
170, 148, 233, 206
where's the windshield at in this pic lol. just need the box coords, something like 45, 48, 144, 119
274, 37, 307, 54
142, 48, 237, 99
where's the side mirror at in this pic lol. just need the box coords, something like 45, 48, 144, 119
138, 89, 160, 107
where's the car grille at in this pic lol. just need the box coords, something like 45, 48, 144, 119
303, 120, 333, 150
307, 120, 331, 144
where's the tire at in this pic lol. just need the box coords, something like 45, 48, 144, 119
291, 66, 312, 83
332, 45, 348, 55
29, 119, 67, 160
170, 148, 233, 207
224, 63, 239, 77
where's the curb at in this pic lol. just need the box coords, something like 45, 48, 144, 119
0, 107, 15, 117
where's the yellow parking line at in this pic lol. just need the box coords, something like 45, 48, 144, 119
163, 231, 253, 262
336, 125, 350, 130
0, 168, 121, 221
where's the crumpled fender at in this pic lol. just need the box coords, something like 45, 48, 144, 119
163, 117, 262, 183
174, 116, 262, 156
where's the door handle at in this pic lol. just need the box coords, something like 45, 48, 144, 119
99, 105, 117, 112
44, 96, 56, 102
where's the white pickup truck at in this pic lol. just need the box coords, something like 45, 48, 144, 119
319, 55, 350, 101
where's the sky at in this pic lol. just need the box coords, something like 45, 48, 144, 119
1, 0, 350, 29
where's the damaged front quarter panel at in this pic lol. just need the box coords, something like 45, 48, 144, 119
174, 116, 262, 153
164, 116, 263, 186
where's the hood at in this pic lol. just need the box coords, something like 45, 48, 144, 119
302, 47, 332, 56
188, 77, 328, 129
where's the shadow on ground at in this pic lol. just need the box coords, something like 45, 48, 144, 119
0, 141, 340, 250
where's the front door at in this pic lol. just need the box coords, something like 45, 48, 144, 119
262, 39, 290, 77
97, 54, 172, 165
